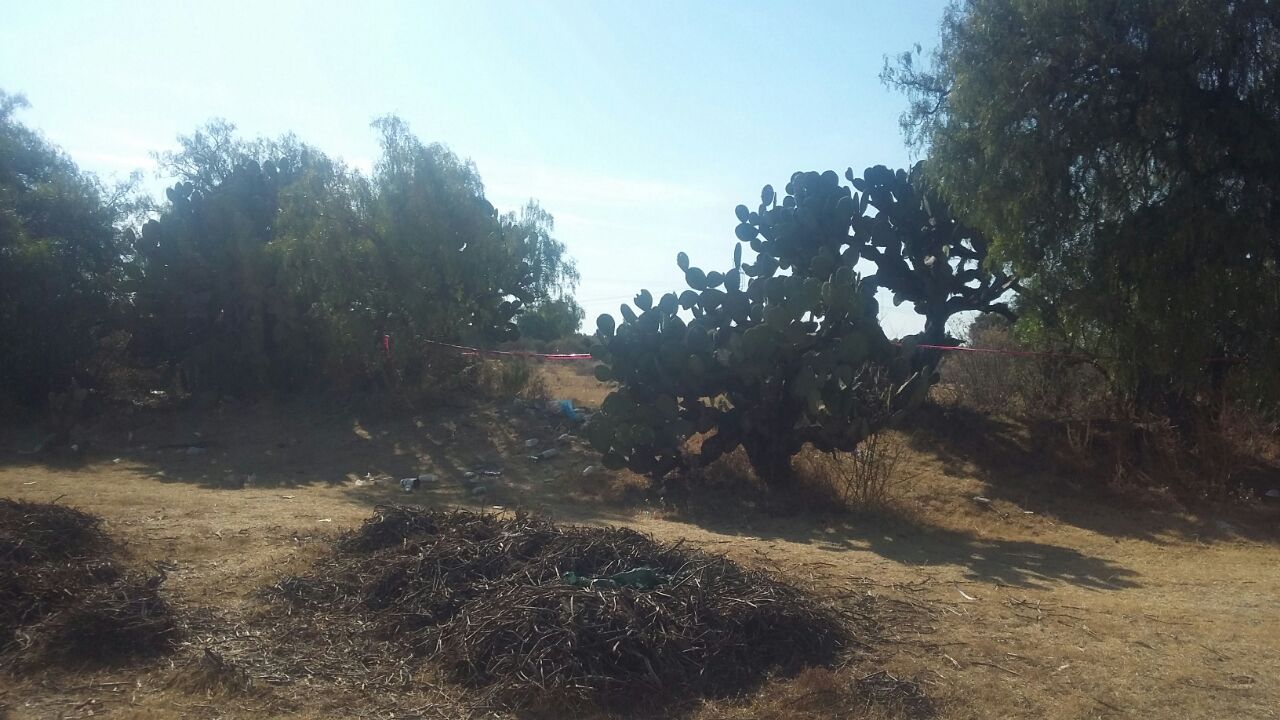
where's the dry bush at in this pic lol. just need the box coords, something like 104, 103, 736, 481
937, 321, 1280, 502
795, 433, 915, 511
1053, 407, 1278, 502
935, 323, 1110, 419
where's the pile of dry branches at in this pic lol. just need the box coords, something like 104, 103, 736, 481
0, 497, 177, 668
269, 506, 846, 710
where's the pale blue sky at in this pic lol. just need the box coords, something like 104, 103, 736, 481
0, 0, 950, 336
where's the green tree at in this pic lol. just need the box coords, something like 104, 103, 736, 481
132, 118, 582, 397
0, 91, 127, 406
363, 118, 578, 382
884, 0, 1280, 412
130, 143, 344, 396
517, 297, 586, 341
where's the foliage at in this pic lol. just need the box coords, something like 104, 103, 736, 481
127, 117, 579, 398
129, 139, 350, 395
0, 91, 132, 406
938, 319, 1111, 418
517, 297, 586, 341
588, 164, 1012, 485
883, 0, 1280, 412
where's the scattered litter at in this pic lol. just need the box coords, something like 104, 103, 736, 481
524, 438, 540, 448
556, 399, 582, 423
482, 469, 502, 477
22, 481, 37, 486
582, 465, 597, 476
318, 518, 332, 523
279, 495, 295, 500
557, 433, 573, 444
463, 471, 477, 480
956, 587, 978, 601
400, 477, 419, 492
971, 496, 993, 509
112, 458, 122, 464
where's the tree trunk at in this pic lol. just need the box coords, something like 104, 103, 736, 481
745, 439, 794, 488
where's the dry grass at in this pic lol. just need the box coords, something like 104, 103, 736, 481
0, 366, 1276, 719
794, 433, 916, 512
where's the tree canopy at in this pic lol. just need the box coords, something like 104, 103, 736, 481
0, 91, 131, 406
0, 93, 582, 407
884, 0, 1280, 410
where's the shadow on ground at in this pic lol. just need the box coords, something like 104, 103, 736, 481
0, 395, 648, 526
658, 484, 1142, 592
899, 403, 1280, 546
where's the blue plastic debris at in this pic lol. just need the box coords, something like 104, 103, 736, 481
558, 399, 582, 423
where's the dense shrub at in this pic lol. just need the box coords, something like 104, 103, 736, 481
588, 164, 1014, 485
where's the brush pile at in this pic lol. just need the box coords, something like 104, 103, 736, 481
0, 497, 177, 668
270, 506, 846, 710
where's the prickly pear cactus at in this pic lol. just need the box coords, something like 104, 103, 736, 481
589, 163, 1013, 485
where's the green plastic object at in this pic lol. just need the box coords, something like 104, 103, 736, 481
561, 567, 666, 590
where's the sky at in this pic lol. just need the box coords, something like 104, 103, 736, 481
0, 0, 950, 337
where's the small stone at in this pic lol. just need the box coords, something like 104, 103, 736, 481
524, 438, 540, 448
470, 485, 488, 496
971, 496, 993, 508
557, 433, 573, 445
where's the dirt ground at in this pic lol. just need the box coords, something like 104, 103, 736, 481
1, 362, 1278, 719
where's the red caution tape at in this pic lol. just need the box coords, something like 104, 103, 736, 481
424, 339, 593, 361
